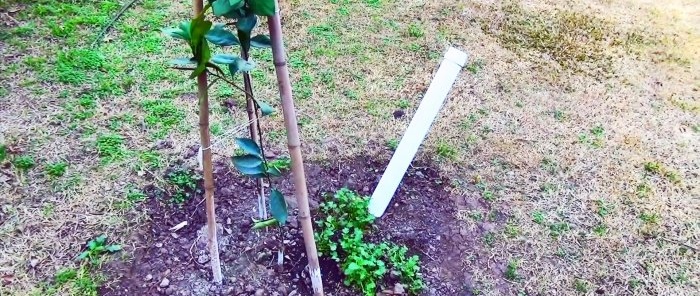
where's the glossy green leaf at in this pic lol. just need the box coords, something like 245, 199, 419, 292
234, 162, 266, 176
269, 189, 287, 225
162, 27, 189, 41
236, 15, 257, 33
205, 24, 239, 46
250, 34, 271, 48
249, 0, 276, 16
87, 240, 97, 250
235, 138, 261, 158
189, 16, 213, 78
227, 58, 256, 74
211, 54, 239, 64
212, 0, 235, 16
232, 155, 263, 168
255, 100, 275, 116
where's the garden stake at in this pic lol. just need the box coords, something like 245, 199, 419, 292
193, 0, 223, 284
267, 6, 325, 295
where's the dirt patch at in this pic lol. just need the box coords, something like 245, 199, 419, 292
98, 157, 474, 295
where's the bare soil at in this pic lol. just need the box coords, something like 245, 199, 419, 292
98, 156, 494, 296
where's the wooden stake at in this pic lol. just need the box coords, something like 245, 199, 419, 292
267, 9, 324, 296
194, 0, 223, 284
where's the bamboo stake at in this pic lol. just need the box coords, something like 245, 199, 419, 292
241, 49, 267, 220
194, 0, 223, 284
267, 8, 324, 296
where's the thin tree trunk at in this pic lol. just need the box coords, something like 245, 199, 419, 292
194, 0, 223, 284
241, 49, 267, 220
267, 10, 324, 296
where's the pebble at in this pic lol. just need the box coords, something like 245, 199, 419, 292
145, 274, 153, 281
165, 287, 175, 295
160, 278, 170, 288
255, 289, 265, 296
155, 242, 163, 248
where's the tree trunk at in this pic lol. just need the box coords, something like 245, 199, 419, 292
241, 48, 267, 220
267, 9, 324, 296
194, 0, 223, 284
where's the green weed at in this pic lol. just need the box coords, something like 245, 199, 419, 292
549, 222, 570, 238
465, 59, 484, 74
593, 223, 608, 236
636, 182, 652, 198
95, 133, 126, 163
77, 234, 121, 265
532, 211, 545, 225
504, 222, 521, 238
316, 189, 424, 295
595, 200, 611, 217
56, 49, 104, 84
13, 155, 35, 171
505, 259, 520, 281
408, 23, 424, 38
267, 157, 292, 172
574, 279, 589, 293
483, 232, 496, 247
436, 141, 457, 160
639, 212, 660, 225
46, 161, 68, 178
167, 168, 201, 204
386, 138, 399, 150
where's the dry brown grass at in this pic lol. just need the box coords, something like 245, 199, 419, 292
1, 0, 699, 295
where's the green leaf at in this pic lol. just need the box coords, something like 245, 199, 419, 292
162, 28, 188, 41
227, 58, 256, 74
106, 245, 122, 252
234, 162, 266, 176
212, 0, 243, 16
255, 100, 275, 116
250, 34, 271, 48
266, 166, 281, 177
235, 138, 262, 158
270, 189, 288, 225
95, 234, 107, 245
211, 54, 239, 64
77, 251, 90, 260
205, 24, 239, 46
189, 16, 213, 78
232, 155, 263, 168
249, 0, 276, 16
236, 15, 257, 33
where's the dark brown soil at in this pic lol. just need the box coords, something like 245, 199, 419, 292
98, 157, 471, 296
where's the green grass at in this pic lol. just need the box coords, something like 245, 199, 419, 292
95, 133, 127, 163
408, 22, 425, 38
435, 141, 457, 161
636, 182, 652, 198
141, 99, 186, 131
549, 221, 570, 238
45, 161, 68, 178
386, 138, 399, 150
56, 49, 105, 84
593, 223, 608, 236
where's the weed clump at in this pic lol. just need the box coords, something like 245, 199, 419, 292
316, 188, 425, 295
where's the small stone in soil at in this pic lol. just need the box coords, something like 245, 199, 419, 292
159, 278, 170, 287
145, 274, 153, 281
255, 289, 264, 296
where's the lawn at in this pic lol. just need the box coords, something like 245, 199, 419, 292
0, 0, 698, 295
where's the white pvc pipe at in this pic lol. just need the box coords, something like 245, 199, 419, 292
368, 47, 468, 217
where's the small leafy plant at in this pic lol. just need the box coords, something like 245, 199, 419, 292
167, 168, 201, 204
77, 234, 121, 265
316, 188, 425, 295
46, 161, 68, 178
13, 155, 35, 171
